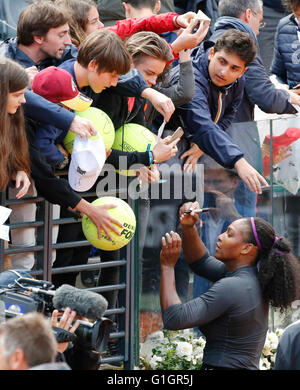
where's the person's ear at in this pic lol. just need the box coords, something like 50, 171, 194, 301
241, 242, 255, 255
208, 47, 214, 60
154, 1, 161, 14
87, 60, 98, 73
237, 66, 248, 79
8, 349, 28, 370
33, 35, 44, 45
122, 2, 132, 18
243, 8, 252, 24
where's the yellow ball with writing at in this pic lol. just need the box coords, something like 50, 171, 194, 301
82, 196, 136, 251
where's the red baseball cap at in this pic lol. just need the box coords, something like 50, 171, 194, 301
32, 66, 92, 112
263, 127, 300, 150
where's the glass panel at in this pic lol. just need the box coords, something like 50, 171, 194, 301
138, 114, 300, 351
260, 115, 300, 330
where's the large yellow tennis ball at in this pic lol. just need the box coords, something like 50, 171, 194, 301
82, 196, 136, 251
112, 123, 157, 176
63, 107, 115, 153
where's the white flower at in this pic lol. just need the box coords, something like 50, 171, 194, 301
146, 331, 165, 342
192, 337, 206, 348
275, 328, 284, 338
268, 332, 279, 350
140, 341, 155, 359
193, 346, 204, 359
175, 341, 193, 359
139, 330, 206, 370
181, 329, 194, 340
262, 331, 278, 355
149, 355, 163, 369
262, 345, 272, 356
260, 357, 271, 370
271, 353, 277, 363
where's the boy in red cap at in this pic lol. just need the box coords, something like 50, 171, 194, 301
32, 67, 93, 169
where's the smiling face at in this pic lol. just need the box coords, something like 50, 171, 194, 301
133, 55, 166, 87
208, 48, 247, 87
7, 88, 27, 114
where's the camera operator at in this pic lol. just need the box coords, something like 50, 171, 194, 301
0, 312, 71, 370
0, 270, 111, 370
51, 307, 103, 370
51, 307, 80, 354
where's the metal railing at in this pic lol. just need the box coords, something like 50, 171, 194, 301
0, 185, 140, 369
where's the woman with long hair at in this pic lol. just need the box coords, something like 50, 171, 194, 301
0, 58, 31, 198
54, 0, 103, 47
160, 201, 300, 370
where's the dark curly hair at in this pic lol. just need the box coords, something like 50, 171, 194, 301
243, 217, 300, 312
214, 29, 257, 67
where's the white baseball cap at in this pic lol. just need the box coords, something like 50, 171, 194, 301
68, 132, 106, 192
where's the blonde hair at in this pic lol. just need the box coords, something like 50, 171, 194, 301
125, 31, 173, 84
125, 31, 173, 66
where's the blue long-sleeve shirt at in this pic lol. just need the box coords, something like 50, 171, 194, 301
171, 42, 245, 169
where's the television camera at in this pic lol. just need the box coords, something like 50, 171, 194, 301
0, 275, 113, 354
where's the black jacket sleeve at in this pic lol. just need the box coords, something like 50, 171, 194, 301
107, 149, 150, 168
109, 69, 148, 97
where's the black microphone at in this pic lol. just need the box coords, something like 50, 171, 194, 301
52, 284, 108, 321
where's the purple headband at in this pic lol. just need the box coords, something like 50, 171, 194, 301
273, 236, 284, 254
251, 217, 262, 250
272, 236, 279, 248
251, 217, 283, 254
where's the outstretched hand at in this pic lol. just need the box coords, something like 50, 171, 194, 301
234, 158, 268, 194
160, 231, 182, 268
172, 17, 210, 53
180, 142, 204, 173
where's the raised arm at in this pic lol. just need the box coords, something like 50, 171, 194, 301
160, 231, 183, 311
106, 12, 197, 40
179, 201, 207, 263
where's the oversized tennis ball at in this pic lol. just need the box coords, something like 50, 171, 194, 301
112, 123, 157, 176
82, 196, 136, 251
63, 107, 115, 153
